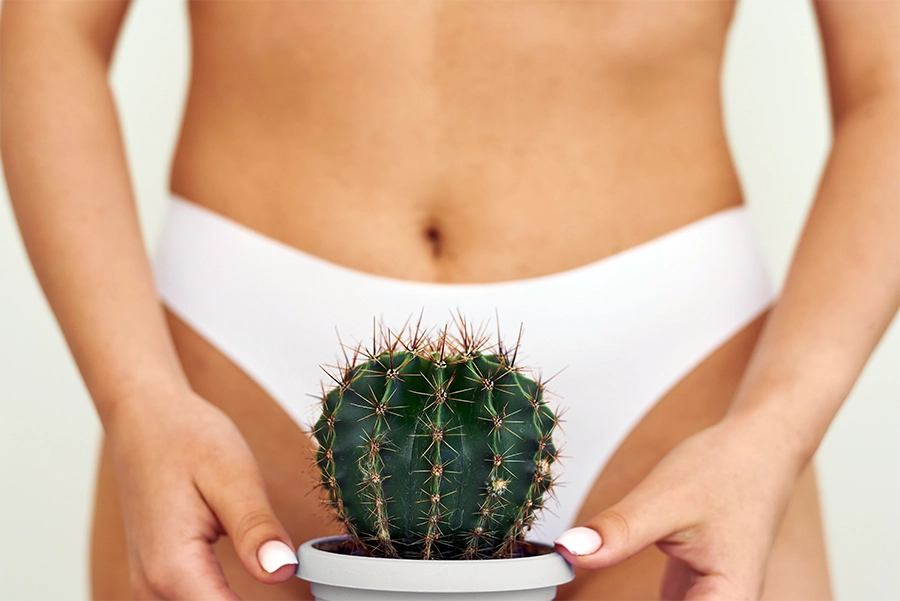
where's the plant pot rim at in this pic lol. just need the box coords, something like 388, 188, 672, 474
296, 535, 574, 594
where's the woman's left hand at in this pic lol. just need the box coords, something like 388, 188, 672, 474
553, 414, 803, 600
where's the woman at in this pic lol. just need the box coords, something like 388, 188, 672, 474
1, 1, 896, 599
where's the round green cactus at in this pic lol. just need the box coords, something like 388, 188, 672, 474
313, 316, 560, 559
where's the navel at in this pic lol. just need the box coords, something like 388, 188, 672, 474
424, 223, 443, 259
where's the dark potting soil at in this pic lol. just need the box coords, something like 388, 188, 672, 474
313, 537, 556, 559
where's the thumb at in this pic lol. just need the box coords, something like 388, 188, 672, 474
203, 466, 298, 583
554, 493, 686, 570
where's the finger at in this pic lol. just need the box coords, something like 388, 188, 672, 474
200, 459, 298, 583
660, 557, 694, 601
554, 489, 693, 569
683, 573, 745, 601
133, 539, 241, 600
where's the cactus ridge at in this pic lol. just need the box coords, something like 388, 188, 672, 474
313, 314, 561, 559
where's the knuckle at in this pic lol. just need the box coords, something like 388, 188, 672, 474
601, 508, 633, 544
129, 571, 155, 601
140, 553, 178, 599
131, 587, 156, 601
233, 507, 278, 545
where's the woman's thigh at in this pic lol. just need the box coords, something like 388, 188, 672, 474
556, 311, 832, 600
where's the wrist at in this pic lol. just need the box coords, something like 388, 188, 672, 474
721, 393, 818, 480
94, 371, 195, 434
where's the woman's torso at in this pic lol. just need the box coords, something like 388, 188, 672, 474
92, 3, 834, 599
169, 0, 742, 282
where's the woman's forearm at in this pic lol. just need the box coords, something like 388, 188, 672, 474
0, 3, 189, 428
727, 92, 899, 470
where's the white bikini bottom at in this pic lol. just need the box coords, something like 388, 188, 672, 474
152, 193, 775, 544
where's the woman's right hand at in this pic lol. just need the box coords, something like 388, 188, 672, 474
1, 4, 295, 598
105, 383, 298, 600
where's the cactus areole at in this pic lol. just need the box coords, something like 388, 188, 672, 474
313, 317, 560, 560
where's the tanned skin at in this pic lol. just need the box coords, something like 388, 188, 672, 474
2, 1, 896, 599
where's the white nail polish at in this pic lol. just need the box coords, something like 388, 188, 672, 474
258, 540, 299, 573
554, 527, 602, 556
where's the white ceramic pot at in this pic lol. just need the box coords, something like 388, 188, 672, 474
296, 536, 574, 601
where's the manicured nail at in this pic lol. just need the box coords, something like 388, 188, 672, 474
554, 527, 602, 556
258, 540, 298, 573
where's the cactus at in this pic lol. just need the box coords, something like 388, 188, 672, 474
312, 315, 560, 560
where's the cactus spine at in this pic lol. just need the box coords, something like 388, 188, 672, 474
313, 316, 560, 560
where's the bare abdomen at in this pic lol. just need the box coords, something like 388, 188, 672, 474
170, 0, 741, 283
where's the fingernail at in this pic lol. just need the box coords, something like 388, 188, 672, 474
554, 526, 602, 556
258, 540, 298, 573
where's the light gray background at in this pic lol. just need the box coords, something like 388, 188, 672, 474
1, 0, 898, 599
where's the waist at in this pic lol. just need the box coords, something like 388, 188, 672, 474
156, 192, 771, 295
169, 153, 744, 285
